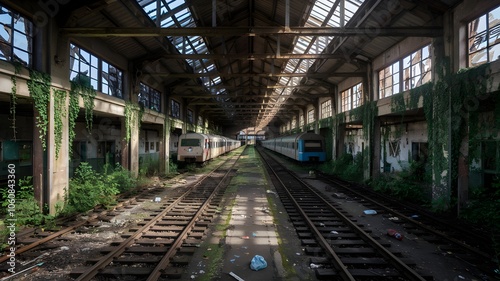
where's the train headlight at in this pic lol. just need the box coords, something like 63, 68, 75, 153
188, 147, 192, 152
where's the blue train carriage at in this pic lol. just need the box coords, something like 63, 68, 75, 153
295, 132, 326, 162
262, 132, 326, 162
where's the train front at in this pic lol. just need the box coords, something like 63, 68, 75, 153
177, 134, 207, 163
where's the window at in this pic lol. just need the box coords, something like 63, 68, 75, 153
341, 82, 363, 112
299, 115, 304, 127
198, 116, 203, 126
468, 6, 500, 66
403, 45, 431, 90
291, 117, 296, 129
69, 43, 123, 98
139, 83, 161, 112
171, 99, 180, 118
307, 109, 315, 124
379, 61, 400, 98
379, 44, 432, 98
0, 5, 32, 66
321, 100, 332, 119
187, 109, 193, 123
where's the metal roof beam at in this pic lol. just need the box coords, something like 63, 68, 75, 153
151, 72, 364, 78
61, 26, 443, 37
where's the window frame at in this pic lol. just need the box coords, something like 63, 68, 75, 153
0, 5, 33, 67
378, 44, 432, 99
139, 82, 161, 112
321, 99, 332, 119
307, 109, 315, 124
468, 5, 500, 67
69, 43, 124, 98
171, 99, 181, 119
341, 82, 363, 112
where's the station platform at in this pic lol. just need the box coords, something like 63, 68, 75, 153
186, 145, 314, 281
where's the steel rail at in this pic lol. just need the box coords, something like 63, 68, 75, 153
259, 148, 427, 281
0, 219, 90, 264
322, 176, 492, 260
147, 154, 239, 280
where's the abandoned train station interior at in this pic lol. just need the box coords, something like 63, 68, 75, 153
0, 0, 500, 221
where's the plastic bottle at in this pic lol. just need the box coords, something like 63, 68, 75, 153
387, 229, 403, 240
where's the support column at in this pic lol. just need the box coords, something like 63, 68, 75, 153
47, 90, 70, 214
130, 120, 140, 178
160, 116, 171, 175
120, 117, 129, 171
336, 123, 346, 157
32, 108, 45, 212
371, 118, 381, 179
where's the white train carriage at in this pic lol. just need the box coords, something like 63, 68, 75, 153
177, 133, 241, 163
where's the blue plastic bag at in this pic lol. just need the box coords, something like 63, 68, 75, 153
250, 255, 267, 271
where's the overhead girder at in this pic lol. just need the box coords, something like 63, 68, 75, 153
149, 72, 364, 78
60, 26, 443, 37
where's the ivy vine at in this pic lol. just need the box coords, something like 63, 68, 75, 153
70, 77, 96, 133
124, 101, 143, 142
53, 89, 67, 159
27, 69, 51, 150
422, 57, 495, 208
68, 83, 80, 158
9, 62, 23, 140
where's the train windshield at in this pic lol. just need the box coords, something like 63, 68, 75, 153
181, 139, 201, 146
304, 140, 323, 152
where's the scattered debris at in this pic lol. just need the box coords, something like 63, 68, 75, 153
229, 271, 245, 281
250, 255, 267, 271
310, 263, 322, 269
363, 210, 377, 215
387, 229, 403, 240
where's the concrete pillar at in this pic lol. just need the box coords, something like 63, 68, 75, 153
120, 117, 129, 170
130, 119, 140, 178
32, 108, 45, 212
336, 123, 346, 157
160, 116, 171, 175
47, 90, 70, 214
371, 118, 381, 179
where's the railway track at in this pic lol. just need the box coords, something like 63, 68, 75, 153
314, 173, 498, 278
68, 151, 240, 280
258, 147, 431, 280
0, 185, 166, 266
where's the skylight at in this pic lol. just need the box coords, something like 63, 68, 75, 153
258, 0, 364, 129
137, 0, 227, 101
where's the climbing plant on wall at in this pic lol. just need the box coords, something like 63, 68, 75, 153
422, 57, 494, 210
70, 75, 96, 133
10, 63, 22, 141
27, 69, 51, 150
68, 82, 80, 158
53, 89, 67, 159
124, 101, 143, 143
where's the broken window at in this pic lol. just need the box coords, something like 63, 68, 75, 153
69, 43, 123, 98
0, 5, 32, 66
139, 82, 161, 112
468, 5, 500, 66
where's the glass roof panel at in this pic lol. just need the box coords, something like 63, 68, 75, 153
138, 0, 224, 99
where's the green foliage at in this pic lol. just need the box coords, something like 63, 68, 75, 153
390, 92, 406, 113
460, 178, 500, 227
371, 161, 429, 204
124, 102, 143, 142
9, 63, 21, 140
68, 86, 80, 158
53, 89, 67, 159
0, 177, 55, 227
70, 78, 96, 133
64, 162, 119, 213
103, 163, 137, 193
27, 69, 51, 150
319, 152, 364, 182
